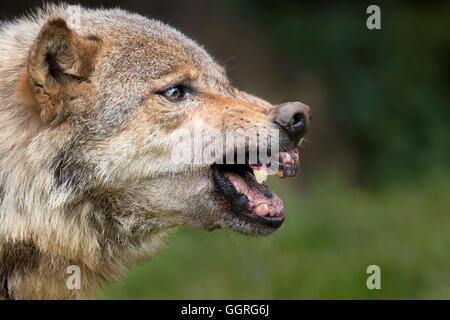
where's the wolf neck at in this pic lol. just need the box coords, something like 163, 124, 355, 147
0, 184, 174, 299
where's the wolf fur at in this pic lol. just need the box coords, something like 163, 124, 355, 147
0, 4, 308, 299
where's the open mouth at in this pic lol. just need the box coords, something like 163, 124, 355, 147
212, 149, 300, 229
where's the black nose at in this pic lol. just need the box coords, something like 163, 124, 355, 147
273, 102, 311, 142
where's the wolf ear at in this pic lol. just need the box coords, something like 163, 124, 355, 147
24, 17, 100, 122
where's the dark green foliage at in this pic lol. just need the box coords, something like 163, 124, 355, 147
224, 0, 450, 186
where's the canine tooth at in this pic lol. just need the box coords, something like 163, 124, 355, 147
276, 169, 285, 178
255, 203, 269, 215
253, 167, 268, 184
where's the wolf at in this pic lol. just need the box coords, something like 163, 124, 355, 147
0, 4, 311, 299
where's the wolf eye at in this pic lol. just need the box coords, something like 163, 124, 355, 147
161, 86, 185, 102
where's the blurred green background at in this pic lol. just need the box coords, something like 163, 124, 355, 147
7, 0, 449, 299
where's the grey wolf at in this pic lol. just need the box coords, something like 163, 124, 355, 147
0, 4, 310, 299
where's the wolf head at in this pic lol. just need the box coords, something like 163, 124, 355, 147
7, 4, 311, 238
0, 3, 311, 299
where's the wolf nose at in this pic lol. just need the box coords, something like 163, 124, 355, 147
273, 102, 311, 142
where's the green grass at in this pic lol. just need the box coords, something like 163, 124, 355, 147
96, 170, 450, 299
